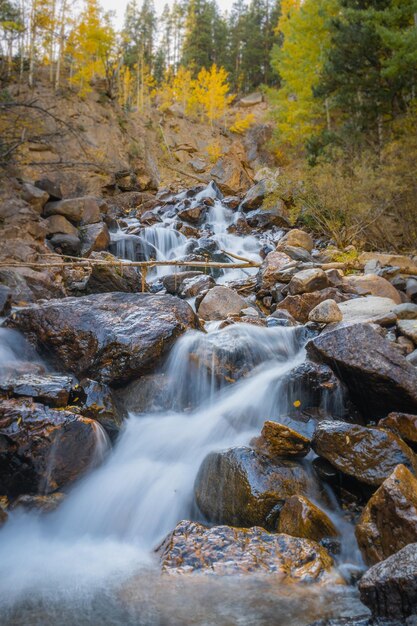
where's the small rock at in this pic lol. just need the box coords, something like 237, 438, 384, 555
359, 542, 417, 619
240, 180, 267, 211
188, 157, 207, 173
288, 269, 330, 296
239, 92, 263, 107
355, 464, 417, 564
21, 182, 49, 213
157, 520, 336, 582
277, 495, 338, 542
0, 286, 12, 316
277, 289, 348, 324
308, 300, 342, 324
397, 319, 417, 344
277, 229, 314, 253
407, 350, 417, 365
378, 412, 417, 447
396, 335, 415, 355
162, 271, 204, 295
34, 177, 62, 200
0, 372, 74, 407
197, 286, 247, 321
251, 420, 310, 458
406, 278, 417, 303
393, 303, 417, 320
80, 222, 110, 256
179, 275, 215, 298
177, 204, 207, 224
49, 233, 81, 256
312, 420, 417, 486
257, 251, 293, 292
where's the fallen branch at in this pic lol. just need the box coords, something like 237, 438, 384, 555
0, 259, 261, 270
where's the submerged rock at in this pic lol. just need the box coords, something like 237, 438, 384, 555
307, 323, 417, 416
6, 293, 200, 385
194, 446, 321, 529
0, 399, 103, 496
251, 421, 310, 458
277, 495, 338, 542
355, 464, 417, 565
157, 520, 336, 582
312, 421, 417, 486
359, 542, 417, 620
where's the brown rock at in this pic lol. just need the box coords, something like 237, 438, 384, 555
0, 399, 104, 496
378, 412, 417, 446
277, 495, 338, 542
197, 286, 247, 321
251, 420, 310, 458
157, 520, 336, 582
257, 251, 293, 292
44, 196, 101, 225
45, 214, 78, 237
277, 229, 314, 253
308, 299, 342, 324
288, 268, 329, 296
355, 464, 417, 565
307, 323, 417, 416
312, 420, 417, 486
343, 274, 401, 305
177, 204, 207, 224
21, 182, 49, 213
194, 446, 322, 529
80, 222, 111, 256
10, 493, 65, 513
0, 373, 74, 407
277, 288, 348, 324
6, 292, 200, 385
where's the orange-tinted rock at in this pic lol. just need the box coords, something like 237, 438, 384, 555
355, 464, 417, 565
343, 274, 401, 305
257, 251, 293, 291
157, 520, 336, 582
10, 493, 65, 513
0, 398, 105, 496
276, 288, 348, 323
378, 412, 417, 448
312, 421, 417, 486
277, 495, 338, 542
251, 421, 310, 458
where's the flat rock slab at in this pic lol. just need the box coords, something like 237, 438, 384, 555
0, 373, 74, 407
157, 520, 336, 582
307, 323, 417, 416
6, 292, 200, 385
337, 296, 397, 323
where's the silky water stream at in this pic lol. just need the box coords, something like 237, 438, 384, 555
0, 185, 368, 625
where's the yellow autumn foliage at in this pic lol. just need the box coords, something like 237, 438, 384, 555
229, 112, 255, 134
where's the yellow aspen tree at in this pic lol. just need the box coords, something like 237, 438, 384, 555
193, 64, 233, 126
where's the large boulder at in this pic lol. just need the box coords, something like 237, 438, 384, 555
157, 520, 336, 582
277, 229, 314, 253
307, 323, 417, 416
197, 286, 247, 320
45, 214, 78, 237
343, 274, 401, 304
43, 196, 101, 225
312, 421, 417, 486
337, 296, 397, 324
358, 543, 417, 620
0, 399, 103, 496
194, 446, 322, 529
6, 293, 200, 385
80, 222, 110, 256
355, 464, 417, 565
277, 495, 338, 542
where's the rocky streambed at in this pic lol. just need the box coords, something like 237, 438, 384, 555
1, 178, 417, 624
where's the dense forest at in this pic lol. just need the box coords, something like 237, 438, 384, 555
1, 0, 417, 247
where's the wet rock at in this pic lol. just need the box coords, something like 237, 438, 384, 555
288, 269, 329, 295
312, 421, 417, 486
0, 285, 12, 316
277, 229, 314, 253
75, 378, 121, 438
197, 286, 247, 321
194, 446, 321, 528
0, 399, 103, 496
277, 289, 348, 324
157, 520, 335, 582
245, 207, 290, 230
21, 182, 49, 213
379, 412, 417, 447
80, 222, 110, 256
108, 235, 157, 262
113, 373, 172, 415
337, 295, 397, 324
0, 373, 74, 407
257, 251, 293, 292
0, 506, 8, 526
308, 300, 343, 324
251, 421, 310, 458
10, 493, 65, 513
6, 292, 200, 385
177, 204, 207, 224
277, 495, 338, 542
355, 464, 417, 565
358, 542, 417, 620
45, 214, 79, 237
240, 181, 267, 211
393, 303, 417, 320
343, 274, 401, 304
43, 196, 101, 225
80, 252, 142, 294
179, 274, 215, 298
397, 319, 417, 344
307, 323, 417, 416
162, 271, 204, 295
49, 233, 81, 256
